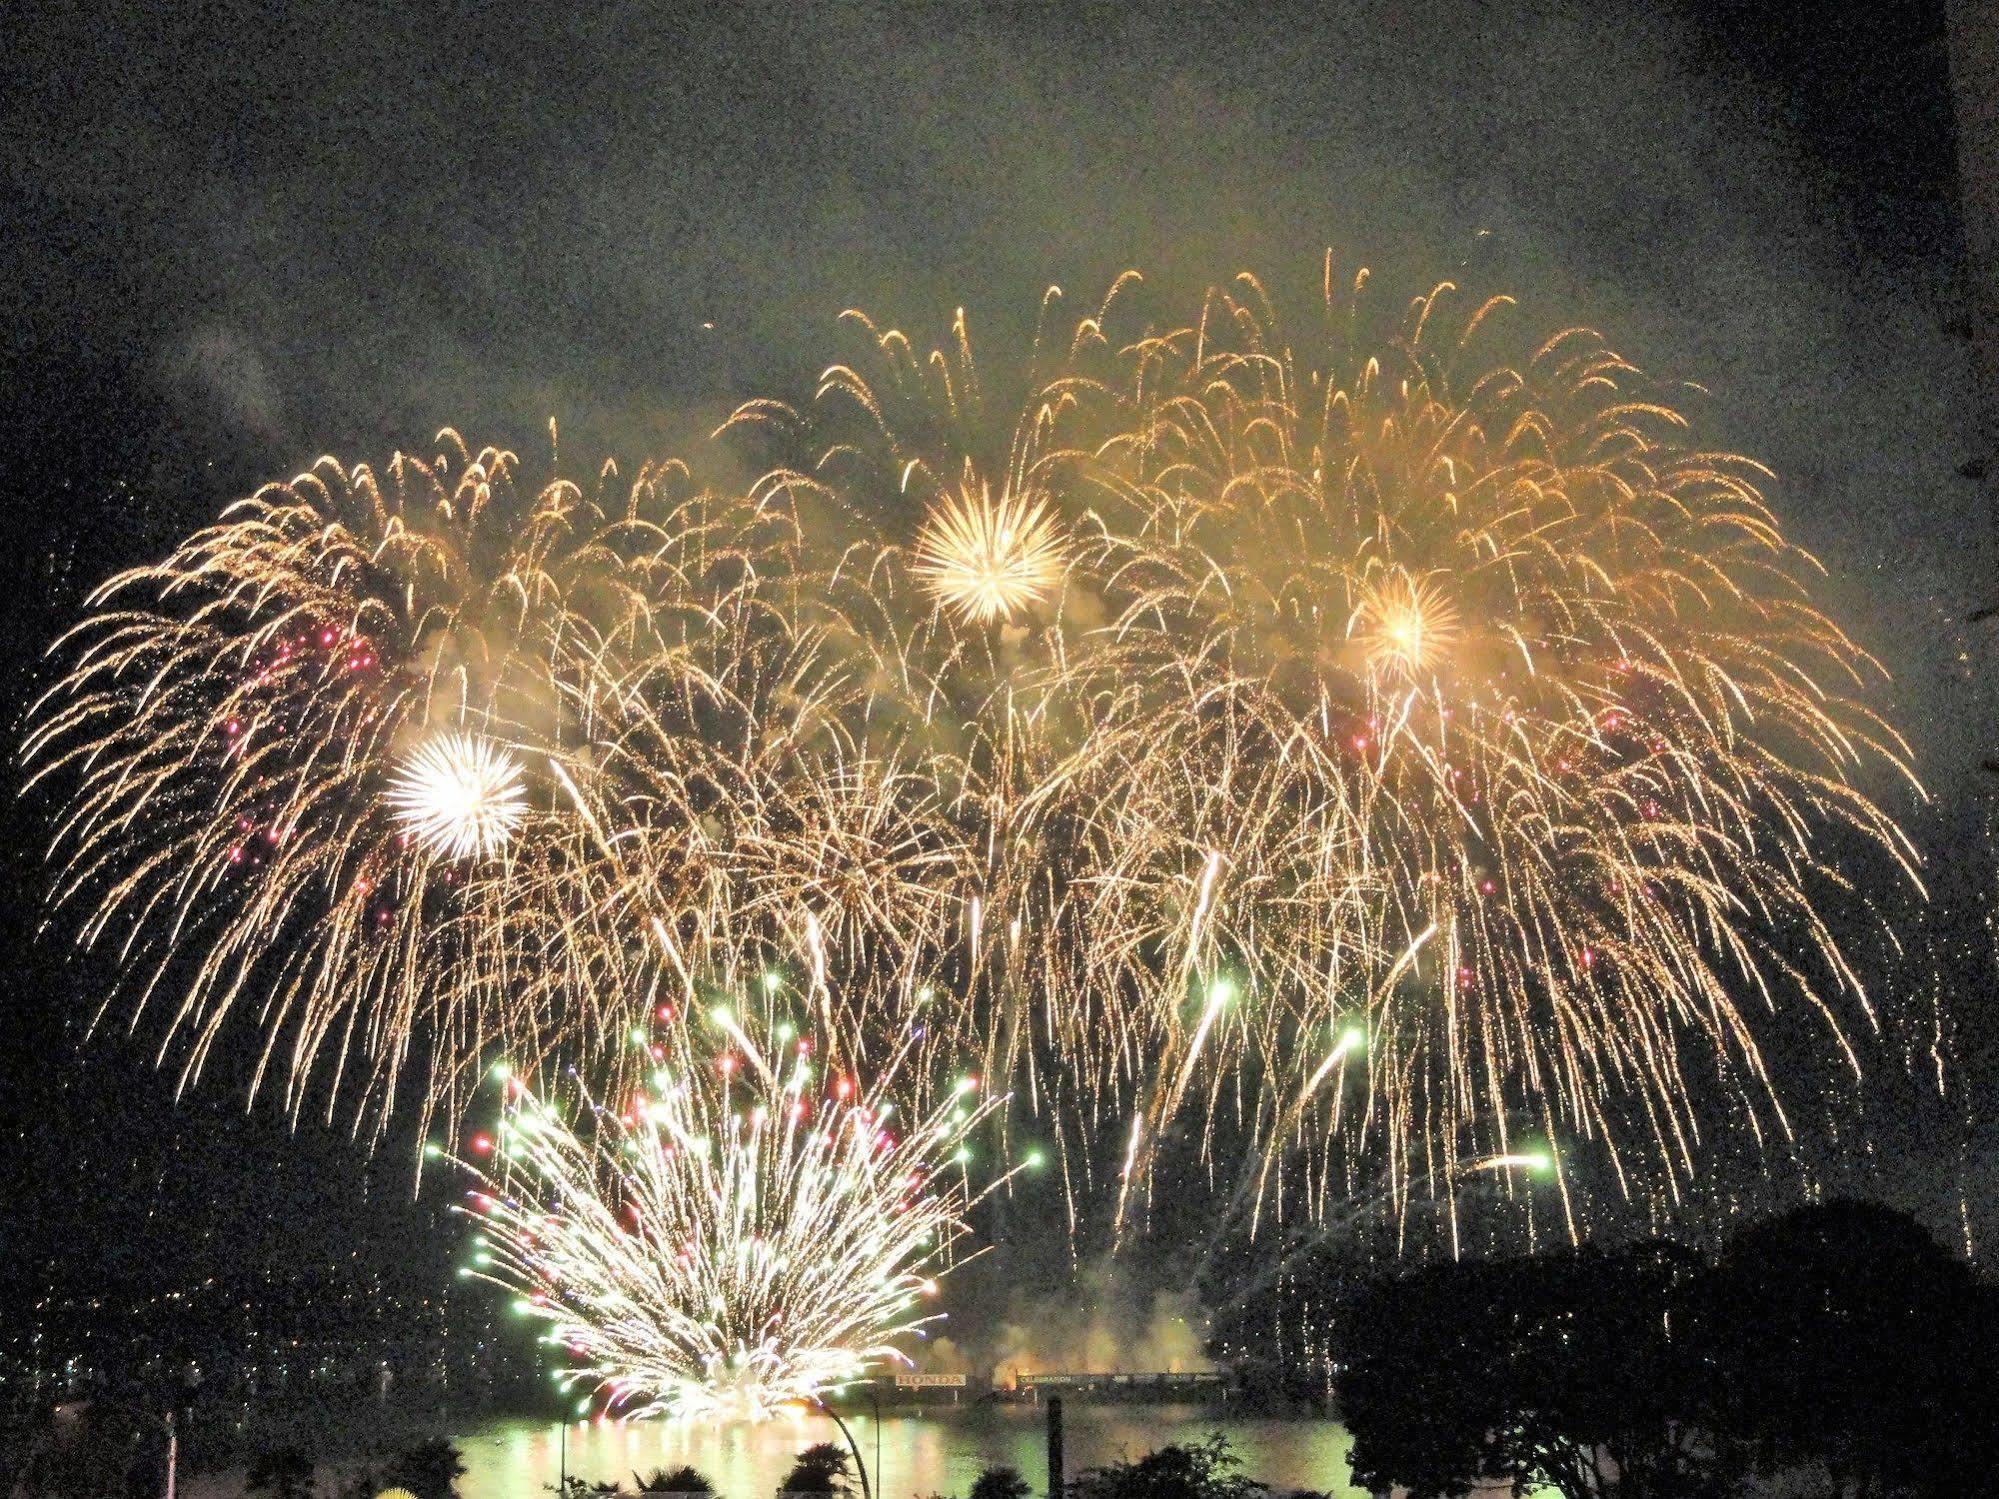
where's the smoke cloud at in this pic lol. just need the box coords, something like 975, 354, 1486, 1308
911, 1263, 1212, 1386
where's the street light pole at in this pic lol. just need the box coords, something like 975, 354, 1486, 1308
814, 1399, 874, 1499
870, 1386, 882, 1499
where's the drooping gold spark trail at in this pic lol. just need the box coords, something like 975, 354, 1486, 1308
461, 1012, 1012, 1422
716, 285, 1143, 1184
1051, 260, 1922, 1236
21, 433, 972, 1141
21, 260, 1930, 1254
715, 265, 1924, 1245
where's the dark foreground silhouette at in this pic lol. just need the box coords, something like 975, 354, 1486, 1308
1334, 1200, 1997, 1498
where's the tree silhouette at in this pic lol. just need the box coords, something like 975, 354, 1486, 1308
1334, 1201, 1999, 1499
968, 1466, 1031, 1499
1068, 1435, 1269, 1499
379, 1439, 466, 1499
1344, 1238, 1724, 1496
9, 1404, 166, 1499
1699, 1199, 1996, 1497
780, 1443, 853, 1497
638, 1464, 718, 1495
1495, 1240, 1712, 1498
245, 1445, 317, 1499
1339, 1259, 1512, 1498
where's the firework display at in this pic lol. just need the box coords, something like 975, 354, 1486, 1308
22, 433, 964, 1135
461, 1014, 1010, 1421
728, 268, 1921, 1239
22, 258, 1931, 1414
1052, 267, 1918, 1234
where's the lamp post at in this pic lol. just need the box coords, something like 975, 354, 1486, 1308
1046, 1396, 1063, 1499
868, 1384, 882, 1499
812, 1398, 874, 1499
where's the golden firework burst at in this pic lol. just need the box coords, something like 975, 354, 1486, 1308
1047, 262, 1920, 1241
1354, 570, 1462, 676
911, 479, 1069, 625
21, 434, 942, 1139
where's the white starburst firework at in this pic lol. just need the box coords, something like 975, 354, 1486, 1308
388, 731, 528, 860
1354, 569, 1462, 676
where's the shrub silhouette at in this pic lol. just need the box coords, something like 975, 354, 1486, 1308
639, 1465, 718, 1495
779, 1443, 853, 1498
1068, 1436, 1268, 1499
377, 1439, 466, 1499
968, 1467, 1031, 1499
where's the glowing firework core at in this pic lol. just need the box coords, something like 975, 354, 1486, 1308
388, 732, 527, 860
912, 482, 1069, 624
1356, 571, 1460, 675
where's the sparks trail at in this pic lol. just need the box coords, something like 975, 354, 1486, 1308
1055, 260, 1922, 1237
22, 432, 970, 1143
717, 284, 1137, 1211
459, 1008, 1014, 1422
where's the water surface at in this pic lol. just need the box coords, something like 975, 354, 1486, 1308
452, 1403, 1371, 1498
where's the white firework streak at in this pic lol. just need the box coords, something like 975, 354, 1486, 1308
461, 1038, 1011, 1422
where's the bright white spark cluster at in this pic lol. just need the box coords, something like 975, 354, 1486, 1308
387, 731, 528, 860
911, 481, 1069, 625
465, 1032, 1008, 1423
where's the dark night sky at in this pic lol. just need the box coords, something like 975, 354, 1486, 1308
1, 0, 1993, 1329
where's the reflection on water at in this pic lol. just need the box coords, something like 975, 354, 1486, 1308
453, 1404, 1369, 1499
